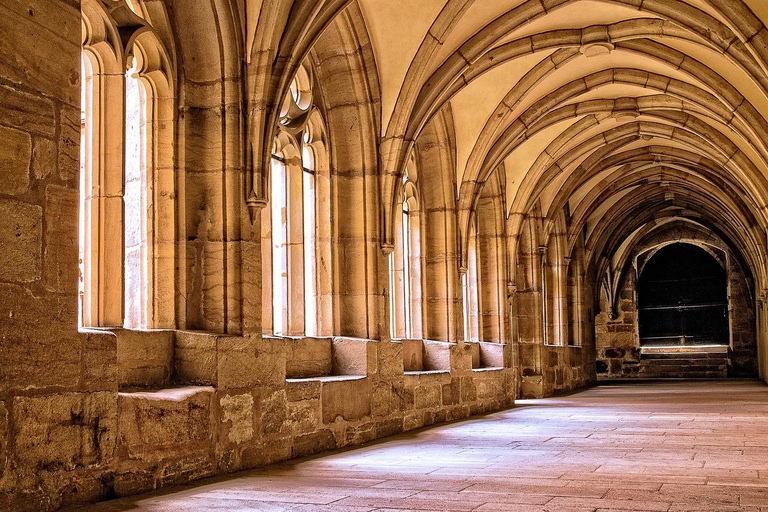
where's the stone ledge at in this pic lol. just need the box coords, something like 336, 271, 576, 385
404, 369, 450, 375
472, 367, 504, 373
117, 386, 215, 401
286, 375, 367, 383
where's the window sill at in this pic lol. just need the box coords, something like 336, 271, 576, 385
404, 369, 450, 376
286, 375, 367, 384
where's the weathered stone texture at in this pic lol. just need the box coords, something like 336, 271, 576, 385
0, 199, 42, 283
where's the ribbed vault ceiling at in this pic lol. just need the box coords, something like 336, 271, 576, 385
351, 0, 768, 289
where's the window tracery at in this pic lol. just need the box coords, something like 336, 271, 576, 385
264, 62, 327, 336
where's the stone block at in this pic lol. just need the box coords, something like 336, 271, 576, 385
31, 137, 55, 180
321, 378, 371, 423
414, 383, 441, 409
254, 337, 287, 387
261, 389, 288, 435
220, 392, 255, 445
423, 340, 452, 370
82, 329, 118, 391
117, 387, 213, 458
14, 392, 117, 473
43, 185, 78, 293
344, 421, 376, 446
0, 125, 30, 194
286, 397, 321, 436
401, 338, 423, 371
460, 376, 477, 402
292, 429, 336, 458
218, 335, 258, 389
332, 337, 369, 375
375, 417, 403, 439
0, 199, 42, 282
0, 83, 56, 137
0, 288, 81, 391
174, 331, 217, 385
158, 453, 215, 487
286, 380, 321, 402
476, 374, 504, 400
378, 340, 403, 378
371, 382, 395, 417
442, 378, 461, 406
403, 411, 423, 431
0, 2, 80, 105
285, 337, 332, 378
57, 105, 79, 180
116, 329, 174, 389
0, 401, 7, 478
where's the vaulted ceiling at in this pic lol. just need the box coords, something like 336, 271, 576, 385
348, 0, 768, 287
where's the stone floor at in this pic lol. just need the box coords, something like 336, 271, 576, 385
75, 381, 768, 511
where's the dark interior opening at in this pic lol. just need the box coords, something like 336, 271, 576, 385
638, 243, 729, 346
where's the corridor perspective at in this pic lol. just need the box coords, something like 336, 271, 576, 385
76, 381, 768, 512
5, 0, 768, 510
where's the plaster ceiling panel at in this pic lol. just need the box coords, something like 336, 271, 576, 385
586, 186, 638, 240
504, 117, 581, 213
656, 37, 768, 118
539, 167, 570, 216
509, 50, 698, 122
357, 0, 447, 135
569, 167, 617, 213
451, 51, 554, 189
431, 0, 525, 76
692, 113, 768, 178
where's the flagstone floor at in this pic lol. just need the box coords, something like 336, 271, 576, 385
75, 380, 768, 511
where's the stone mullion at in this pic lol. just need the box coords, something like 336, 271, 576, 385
286, 161, 306, 336
388, 208, 406, 339
95, 71, 126, 327
467, 224, 480, 342
409, 208, 424, 340
152, 92, 177, 329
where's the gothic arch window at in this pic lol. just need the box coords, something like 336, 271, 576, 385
80, 0, 175, 329
390, 159, 423, 340
263, 63, 328, 336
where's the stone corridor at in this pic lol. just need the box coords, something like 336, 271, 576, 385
74, 381, 768, 512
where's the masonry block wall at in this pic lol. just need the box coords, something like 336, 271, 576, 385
5, 0, 768, 510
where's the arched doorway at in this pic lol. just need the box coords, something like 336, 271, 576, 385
638, 243, 729, 347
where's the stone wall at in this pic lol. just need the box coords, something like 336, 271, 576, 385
519, 344, 594, 398
96, 333, 516, 509
0, 1, 120, 509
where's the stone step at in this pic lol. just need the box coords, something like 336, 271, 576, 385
638, 353, 729, 379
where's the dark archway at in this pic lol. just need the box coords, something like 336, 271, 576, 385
638, 243, 729, 346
